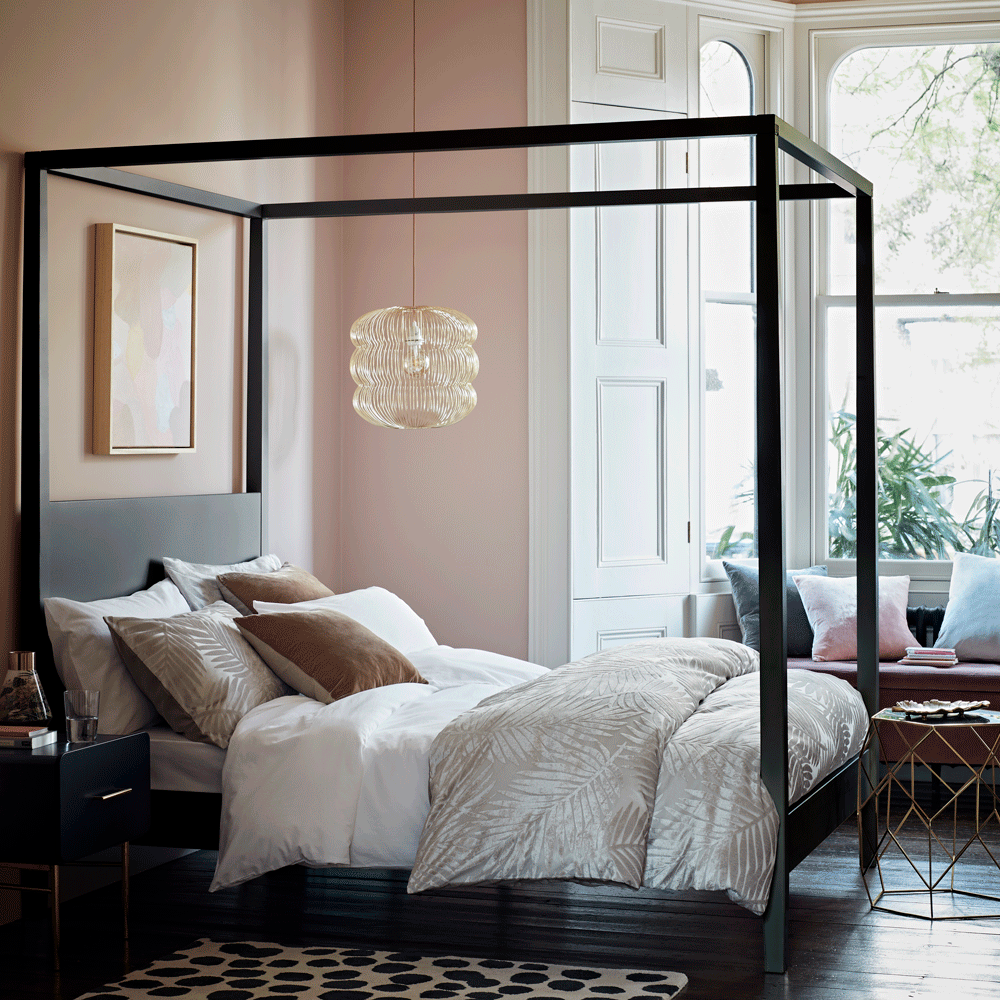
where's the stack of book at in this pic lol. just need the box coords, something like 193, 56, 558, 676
897, 646, 958, 667
0, 724, 58, 748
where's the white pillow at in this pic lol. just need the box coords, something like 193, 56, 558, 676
105, 602, 288, 749
43, 579, 190, 734
163, 553, 282, 610
935, 553, 1000, 661
253, 587, 438, 654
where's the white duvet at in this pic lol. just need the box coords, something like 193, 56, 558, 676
212, 639, 867, 913
211, 646, 547, 890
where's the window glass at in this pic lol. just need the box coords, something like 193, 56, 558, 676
824, 40, 1000, 561
700, 41, 753, 293
827, 305, 1000, 559
704, 303, 756, 557
828, 43, 1000, 295
701, 40, 756, 561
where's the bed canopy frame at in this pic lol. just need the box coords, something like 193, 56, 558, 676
20, 114, 878, 974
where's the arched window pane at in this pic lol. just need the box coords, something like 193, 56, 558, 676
700, 41, 753, 293
701, 40, 757, 561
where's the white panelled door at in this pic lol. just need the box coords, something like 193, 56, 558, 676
569, 8, 690, 659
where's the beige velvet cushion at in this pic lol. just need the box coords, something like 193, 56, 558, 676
793, 574, 913, 662
234, 608, 427, 704
105, 602, 288, 748
217, 562, 334, 615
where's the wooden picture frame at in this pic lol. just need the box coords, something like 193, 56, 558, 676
94, 223, 197, 454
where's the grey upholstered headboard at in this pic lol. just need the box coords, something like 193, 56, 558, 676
44, 493, 265, 603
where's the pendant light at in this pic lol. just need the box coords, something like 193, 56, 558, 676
349, 1, 478, 430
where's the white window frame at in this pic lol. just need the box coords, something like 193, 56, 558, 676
696, 26, 762, 583
811, 21, 1000, 596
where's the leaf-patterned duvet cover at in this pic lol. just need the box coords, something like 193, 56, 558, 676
408, 637, 868, 913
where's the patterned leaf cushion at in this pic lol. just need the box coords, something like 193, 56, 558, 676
217, 562, 334, 615
234, 608, 427, 704
935, 553, 1000, 661
793, 573, 913, 662
163, 554, 282, 610
105, 602, 288, 748
723, 561, 827, 657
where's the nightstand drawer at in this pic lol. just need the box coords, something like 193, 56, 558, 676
0, 732, 150, 863
59, 733, 150, 860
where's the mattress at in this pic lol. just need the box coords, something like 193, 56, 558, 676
145, 724, 226, 794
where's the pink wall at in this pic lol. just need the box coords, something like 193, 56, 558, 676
341, 1, 529, 657
1, 0, 528, 675
0, 0, 344, 649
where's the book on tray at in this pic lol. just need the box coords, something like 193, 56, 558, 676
0, 724, 58, 748
897, 646, 958, 667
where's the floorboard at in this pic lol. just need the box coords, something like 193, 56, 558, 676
2, 792, 999, 999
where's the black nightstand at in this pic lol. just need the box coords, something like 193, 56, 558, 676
0, 732, 150, 960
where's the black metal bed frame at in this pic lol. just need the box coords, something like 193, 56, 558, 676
20, 114, 878, 974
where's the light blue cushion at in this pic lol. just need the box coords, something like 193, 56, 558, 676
723, 561, 827, 657
935, 553, 1000, 661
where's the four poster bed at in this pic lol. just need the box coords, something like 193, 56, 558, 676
20, 115, 879, 975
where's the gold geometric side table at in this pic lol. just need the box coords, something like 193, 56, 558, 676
858, 707, 1000, 919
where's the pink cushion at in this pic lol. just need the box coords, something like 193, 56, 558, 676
792, 574, 912, 662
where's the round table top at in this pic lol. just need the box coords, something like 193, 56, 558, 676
876, 706, 1000, 726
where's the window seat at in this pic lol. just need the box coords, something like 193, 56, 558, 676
788, 655, 1000, 767
786, 605, 999, 766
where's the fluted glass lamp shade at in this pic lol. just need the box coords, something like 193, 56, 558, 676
350, 305, 478, 429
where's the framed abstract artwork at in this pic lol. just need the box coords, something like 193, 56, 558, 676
94, 223, 197, 454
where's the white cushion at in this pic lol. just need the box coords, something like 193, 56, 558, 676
935, 553, 1000, 661
163, 553, 281, 610
43, 579, 190, 734
104, 602, 288, 749
253, 587, 437, 654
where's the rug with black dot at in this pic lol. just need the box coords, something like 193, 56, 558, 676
72, 938, 687, 999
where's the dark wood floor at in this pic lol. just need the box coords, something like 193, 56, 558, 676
3, 788, 1000, 999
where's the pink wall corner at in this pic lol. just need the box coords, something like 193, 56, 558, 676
0, 0, 345, 657
341, 0, 529, 658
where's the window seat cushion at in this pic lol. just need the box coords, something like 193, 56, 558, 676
788, 657, 1000, 766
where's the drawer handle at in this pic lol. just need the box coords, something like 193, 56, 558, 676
95, 787, 132, 801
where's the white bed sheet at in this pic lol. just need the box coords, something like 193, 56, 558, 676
145, 724, 227, 794
212, 646, 548, 890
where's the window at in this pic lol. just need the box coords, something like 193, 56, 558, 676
818, 33, 1000, 563
699, 34, 762, 567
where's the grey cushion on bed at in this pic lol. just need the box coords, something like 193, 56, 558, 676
723, 561, 828, 657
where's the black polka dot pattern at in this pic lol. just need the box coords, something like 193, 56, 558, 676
72, 939, 687, 999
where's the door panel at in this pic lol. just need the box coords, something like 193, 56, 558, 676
571, 101, 689, 604
571, 0, 687, 113
598, 377, 664, 567
571, 595, 686, 662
